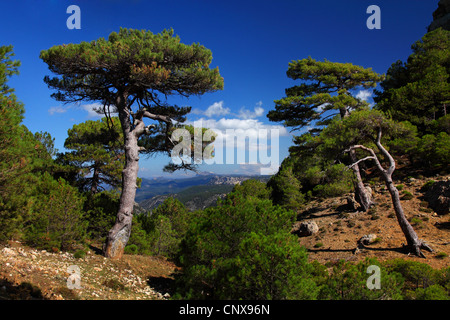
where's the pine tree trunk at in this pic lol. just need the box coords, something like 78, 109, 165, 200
342, 108, 373, 211
90, 165, 99, 194
384, 178, 427, 256
104, 93, 139, 260
349, 149, 373, 211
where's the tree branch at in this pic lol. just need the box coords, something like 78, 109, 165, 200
373, 127, 396, 176
348, 156, 376, 168
345, 144, 387, 175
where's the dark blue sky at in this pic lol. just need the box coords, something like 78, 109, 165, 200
0, 0, 439, 177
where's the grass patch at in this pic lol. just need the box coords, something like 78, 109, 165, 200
435, 252, 448, 259
103, 278, 126, 291
401, 190, 414, 200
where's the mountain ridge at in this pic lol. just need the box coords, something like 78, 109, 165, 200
136, 173, 270, 212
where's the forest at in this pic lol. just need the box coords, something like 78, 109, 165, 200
0, 5, 449, 301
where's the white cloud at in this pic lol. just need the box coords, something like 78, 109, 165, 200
48, 103, 117, 119
237, 163, 280, 176
48, 106, 68, 115
356, 90, 372, 102
194, 101, 265, 120
238, 101, 265, 119
81, 103, 118, 119
194, 118, 288, 136
238, 106, 264, 119
81, 103, 104, 119
204, 101, 230, 118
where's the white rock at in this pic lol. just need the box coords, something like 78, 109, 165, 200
1, 248, 17, 256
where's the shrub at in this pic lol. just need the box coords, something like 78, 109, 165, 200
128, 197, 191, 258
416, 133, 450, 170
312, 164, 354, 198
413, 284, 449, 300
410, 217, 423, 227
174, 193, 317, 299
383, 259, 436, 291
267, 164, 305, 211
401, 190, 414, 200
83, 190, 119, 241
124, 244, 138, 255
232, 179, 271, 200
73, 249, 86, 259
24, 173, 87, 251
435, 252, 448, 259
421, 180, 436, 192
317, 258, 404, 300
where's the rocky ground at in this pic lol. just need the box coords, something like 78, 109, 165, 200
295, 174, 450, 270
0, 242, 177, 300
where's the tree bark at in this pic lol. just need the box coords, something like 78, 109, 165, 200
104, 93, 140, 260
342, 107, 373, 211
90, 165, 99, 194
349, 149, 373, 211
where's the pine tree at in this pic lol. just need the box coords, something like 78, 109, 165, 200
267, 57, 384, 211
60, 117, 124, 194
320, 109, 433, 257
40, 28, 223, 259
375, 28, 450, 133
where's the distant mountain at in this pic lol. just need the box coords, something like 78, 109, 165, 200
136, 173, 270, 212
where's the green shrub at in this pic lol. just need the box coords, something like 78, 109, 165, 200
232, 179, 271, 200
174, 193, 317, 299
413, 284, 449, 300
124, 244, 138, 255
127, 197, 191, 258
383, 259, 436, 291
421, 180, 436, 192
317, 258, 404, 300
410, 217, 423, 227
435, 252, 448, 259
83, 190, 119, 241
417, 133, 450, 170
24, 173, 87, 251
267, 164, 305, 211
396, 184, 404, 191
401, 190, 414, 200
73, 249, 86, 259
312, 164, 354, 198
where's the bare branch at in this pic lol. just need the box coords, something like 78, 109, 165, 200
348, 155, 376, 168
374, 127, 396, 176
142, 110, 172, 123
344, 144, 387, 175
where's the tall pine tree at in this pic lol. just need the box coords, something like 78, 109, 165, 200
267, 57, 384, 211
40, 28, 223, 259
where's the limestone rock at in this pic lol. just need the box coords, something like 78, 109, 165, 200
292, 221, 319, 237
358, 234, 377, 246
1, 247, 17, 257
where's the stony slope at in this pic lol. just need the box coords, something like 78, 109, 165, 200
0, 243, 176, 300
295, 175, 450, 269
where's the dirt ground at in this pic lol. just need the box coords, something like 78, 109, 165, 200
296, 176, 450, 270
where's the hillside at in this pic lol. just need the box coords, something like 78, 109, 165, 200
1, 174, 448, 300
0, 242, 176, 300
139, 184, 234, 212
295, 174, 450, 269
137, 174, 270, 212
